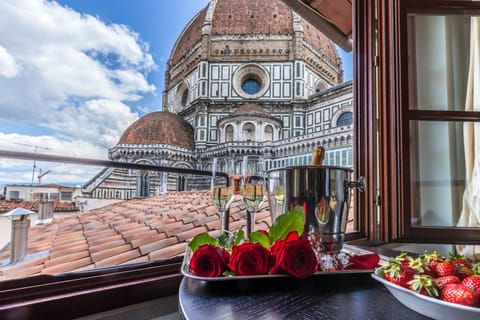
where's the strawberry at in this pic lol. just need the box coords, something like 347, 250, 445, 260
448, 252, 473, 270
457, 265, 474, 279
420, 250, 444, 274
440, 284, 478, 307
391, 252, 416, 276
462, 275, 480, 299
435, 261, 457, 277
409, 257, 435, 277
407, 274, 439, 297
382, 262, 414, 288
435, 275, 460, 290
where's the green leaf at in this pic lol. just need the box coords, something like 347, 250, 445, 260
222, 270, 235, 277
249, 231, 271, 249
188, 232, 218, 252
269, 205, 305, 243
218, 233, 229, 248
233, 230, 244, 246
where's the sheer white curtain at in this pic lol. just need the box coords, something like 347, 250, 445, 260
413, 15, 469, 226
457, 17, 480, 260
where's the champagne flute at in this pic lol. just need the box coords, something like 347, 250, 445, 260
211, 157, 235, 235
266, 169, 287, 223
241, 155, 266, 235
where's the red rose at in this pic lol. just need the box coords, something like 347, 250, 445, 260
271, 231, 318, 279
189, 244, 230, 277
228, 242, 270, 276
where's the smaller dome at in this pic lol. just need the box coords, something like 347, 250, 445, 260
230, 103, 270, 117
118, 111, 194, 150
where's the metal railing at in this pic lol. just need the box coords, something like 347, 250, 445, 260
0, 149, 228, 179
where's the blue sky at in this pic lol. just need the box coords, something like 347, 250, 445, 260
0, 0, 352, 185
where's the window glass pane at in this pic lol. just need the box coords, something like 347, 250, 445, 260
408, 15, 471, 110
0, 1, 358, 285
337, 112, 353, 126
226, 125, 234, 142
410, 120, 479, 229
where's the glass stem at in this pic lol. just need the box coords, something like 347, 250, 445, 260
247, 209, 256, 235
219, 211, 225, 234
220, 208, 230, 234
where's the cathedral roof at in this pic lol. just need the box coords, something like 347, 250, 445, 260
117, 111, 194, 150
169, 0, 339, 67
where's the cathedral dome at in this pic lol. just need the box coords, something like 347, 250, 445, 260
117, 111, 194, 150
167, 0, 342, 87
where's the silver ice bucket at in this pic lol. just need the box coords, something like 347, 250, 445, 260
267, 166, 365, 253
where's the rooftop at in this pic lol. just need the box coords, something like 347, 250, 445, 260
0, 191, 271, 281
0, 200, 78, 213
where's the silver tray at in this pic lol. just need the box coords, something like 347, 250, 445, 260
181, 244, 377, 281
372, 267, 480, 320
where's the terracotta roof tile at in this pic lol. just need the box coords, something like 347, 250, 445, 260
41, 257, 92, 275
139, 237, 178, 255
95, 248, 142, 268
149, 242, 187, 260
194, 214, 219, 228
116, 222, 149, 231
89, 239, 127, 254
90, 244, 132, 263
0, 200, 79, 213
121, 225, 153, 238
120, 255, 149, 265
205, 218, 221, 231
87, 234, 123, 247
159, 221, 193, 236
176, 226, 208, 243
129, 232, 167, 248
49, 243, 89, 259
84, 229, 117, 240
2, 264, 45, 279
1, 255, 49, 276
44, 251, 90, 268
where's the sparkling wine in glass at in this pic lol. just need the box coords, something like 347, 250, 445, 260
241, 156, 266, 234
211, 158, 235, 234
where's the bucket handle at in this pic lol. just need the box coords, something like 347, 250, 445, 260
346, 176, 366, 192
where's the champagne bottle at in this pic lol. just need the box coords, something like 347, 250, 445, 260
310, 146, 325, 165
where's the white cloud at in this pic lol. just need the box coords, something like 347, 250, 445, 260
45, 99, 139, 149
0, 0, 156, 122
0, 46, 20, 78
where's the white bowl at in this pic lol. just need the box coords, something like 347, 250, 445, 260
372, 268, 480, 320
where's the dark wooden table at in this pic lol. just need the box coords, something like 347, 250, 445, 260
178, 272, 432, 320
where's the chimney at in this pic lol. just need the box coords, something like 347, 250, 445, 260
37, 194, 54, 224
2, 207, 33, 264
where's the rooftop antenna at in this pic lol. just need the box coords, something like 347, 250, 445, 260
37, 169, 51, 185
14, 143, 52, 187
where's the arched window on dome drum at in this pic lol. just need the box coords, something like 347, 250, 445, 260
337, 112, 353, 127
264, 125, 273, 141
243, 123, 255, 141
137, 172, 149, 198
181, 90, 188, 108
225, 125, 234, 142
